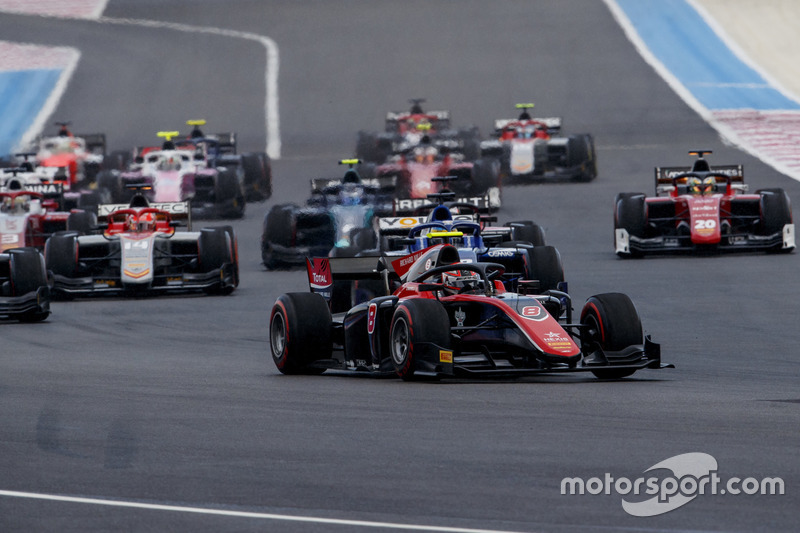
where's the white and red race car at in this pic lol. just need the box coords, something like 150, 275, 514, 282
480, 103, 597, 182
45, 186, 239, 297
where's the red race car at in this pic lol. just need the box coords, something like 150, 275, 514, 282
374, 133, 500, 209
269, 244, 670, 380
614, 151, 795, 257
0, 190, 94, 251
356, 98, 478, 163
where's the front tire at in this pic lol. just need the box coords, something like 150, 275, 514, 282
390, 299, 451, 381
580, 293, 643, 379
270, 293, 332, 375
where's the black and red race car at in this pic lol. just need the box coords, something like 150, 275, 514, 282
269, 244, 669, 380
614, 151, 795, 257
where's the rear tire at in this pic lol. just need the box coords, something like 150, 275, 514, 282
528, 245, 564, 292
45, 232, 79, 277
241, 152, 270, 202
390, 299, 451, 381
66, 210, 96, 235
270, 293, 332, 375
215, 170, 245, 219
581, 293, 643, 379
759, 188, 792, 236
508, 220, 546, 246
198, 228, 234, 294
262, 204, 296, 269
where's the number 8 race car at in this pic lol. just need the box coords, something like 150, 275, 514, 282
269, 244, 671, 381
614, 151, 795, 257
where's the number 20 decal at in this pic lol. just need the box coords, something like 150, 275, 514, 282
694, 219, 717, 230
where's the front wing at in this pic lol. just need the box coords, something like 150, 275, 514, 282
615, 224, 795, 255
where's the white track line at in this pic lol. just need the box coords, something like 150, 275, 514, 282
16, 45, 81, 152
0, 490, 532, 533
95, 16, 281, 160
0, 8, 281, 159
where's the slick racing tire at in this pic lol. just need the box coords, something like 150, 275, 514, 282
198, 228, 235, 294
66, 210, 96, 235
270, 293, 331, 375
528, 245, 564, 292
615, 193, 647, 257
567, 134, 597, 182
390, 299, 451, 381
581, 293, 643, 379
214, 225, 239, 287
45, 231, 79, 278
8, 248, 49, 322
507, 220, 546, 246
758, 188, 792, 239
471, 158, 499, 194
215, 169, 246, 219
262, 204, 296, 270
241, 152, 270, 202
96, 170, 122, 203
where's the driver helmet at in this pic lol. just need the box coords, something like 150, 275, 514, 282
339, 183, 364, 206
701, 176, 717, 195
441, 269, 480, 295
138, 212, 157, 232
13, 195, 29, 212
687, 177, 703, 195
126, 214, 138, 231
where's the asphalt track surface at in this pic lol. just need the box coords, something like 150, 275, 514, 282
1, 1, 798, 531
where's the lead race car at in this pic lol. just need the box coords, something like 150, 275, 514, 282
269, 244, 670, 380
45, 185, 238, 297
480, 103, 597, 182
614, 151, 795, 256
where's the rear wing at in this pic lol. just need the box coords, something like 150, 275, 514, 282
310, 175, 397, 194
654, 164, 745, 195
377, 213, 478, 237
494, 117, 562, 135
306, 256, 396, 311
79, 133, 107, 156
386, 110, 449, 122
97, 201, 192, 229
392, 191, 500, 215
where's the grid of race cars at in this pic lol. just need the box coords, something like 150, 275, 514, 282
2, 102, 794, 381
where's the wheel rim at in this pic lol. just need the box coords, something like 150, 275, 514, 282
391, 316, 409, 366
271, 312, 286, 358
582, 314, 602, 354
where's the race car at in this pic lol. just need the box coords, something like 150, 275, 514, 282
480, 103, 597, 182
370, 184, 560, 293
99, 131, 246, 219
2, 151, 103, 212
373, 129, 500, 206
181, 119, 272, 202
34, 121, 107, 185
614, 151, 795, 256
0, 247, 50, 322
269, 244, 670, 380
44, 186, 238, 297
356, 99, 481, 163
0, 190, 95, 251
261, 159, 394, 269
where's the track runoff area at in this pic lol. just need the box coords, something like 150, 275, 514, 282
606, 0, 800, 181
